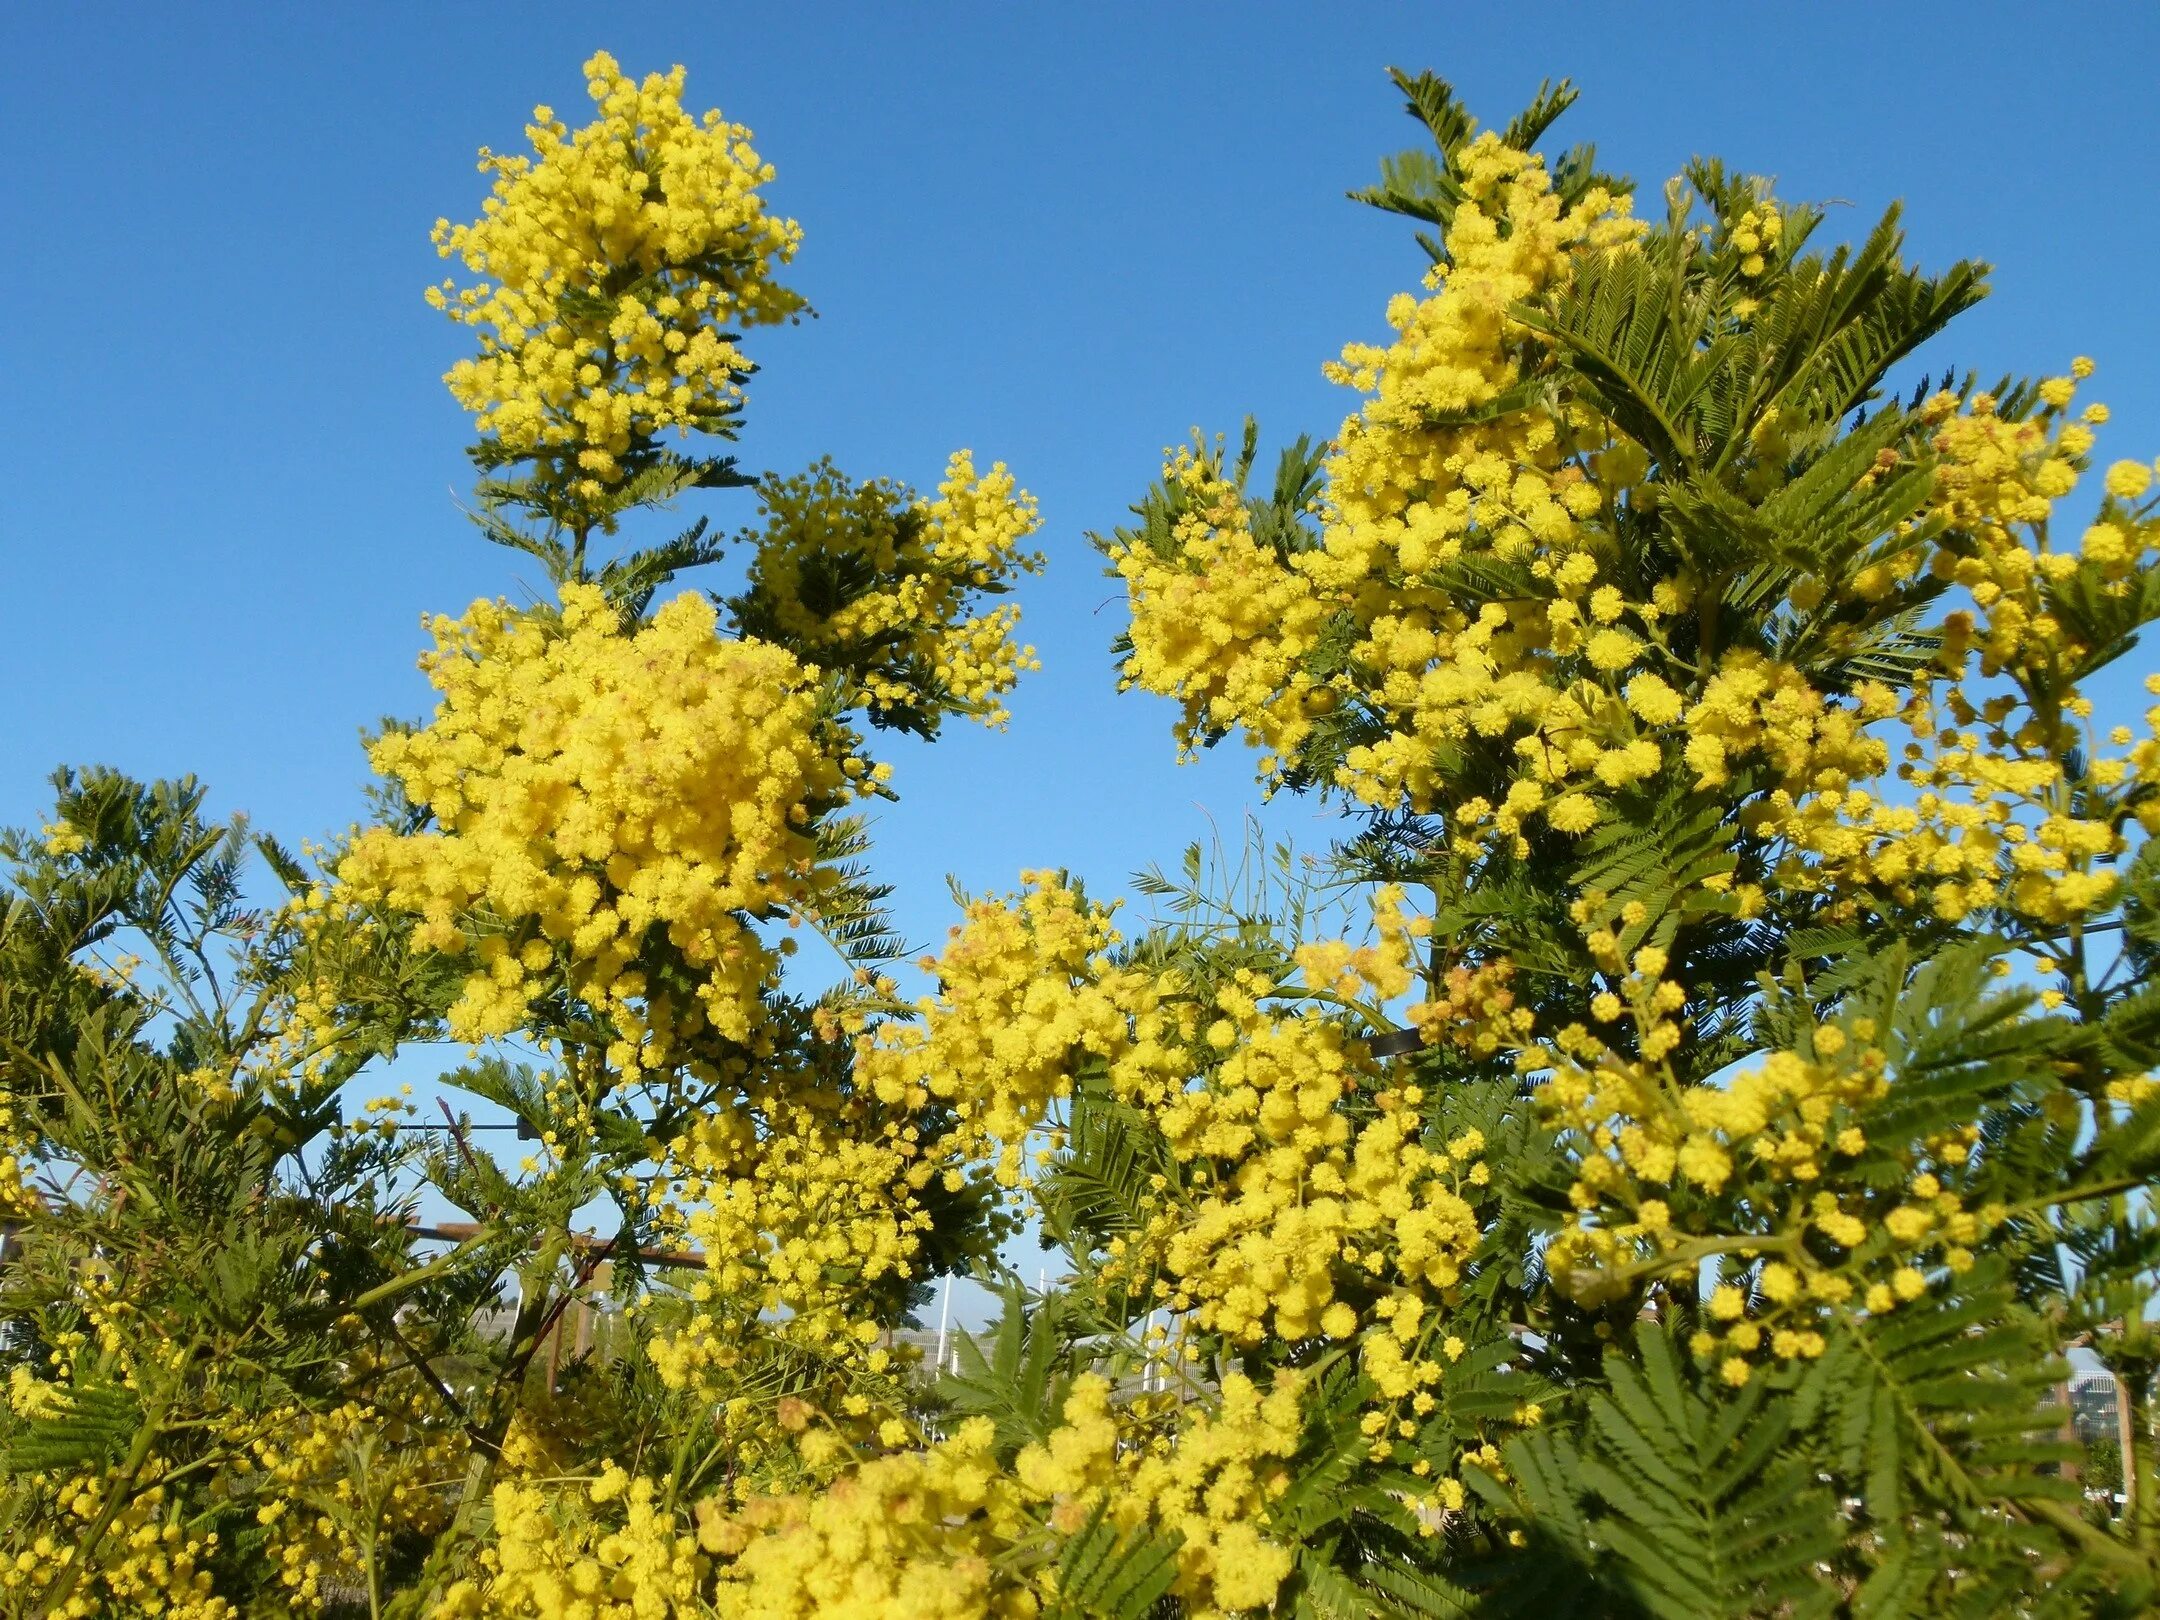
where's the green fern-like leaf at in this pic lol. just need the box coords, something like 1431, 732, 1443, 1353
1514, 1324, 1840, 1620
2, 1386, 143, 1473
1047, 1496, 1183, 1620
934, 1279, 1083, 1458
1037, 1082, 1175, 1254
1796, 1260, 2073, 1528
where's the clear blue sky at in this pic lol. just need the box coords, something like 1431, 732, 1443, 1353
6, 1, 2157, 945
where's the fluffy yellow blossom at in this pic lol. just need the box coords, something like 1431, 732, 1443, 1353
0, 1476, 235, 1619
1545, 1015, 2000, 1377
1114, 134, 1645, 835
428, 52, 804, 499
1107, 1372, 1304, 1616
857, 873, 1141, 1187
38, 820, 88, 857
739, 452, 1044, 729
1016, 1373, 1306, 1617
1109, 443, 1330, 771
316, 583, 840, 1063
701, 1419, 1039, 1620
247, 1400, 459, 1607
655, 1092, 947, 1378
436, 1470, 706, 1619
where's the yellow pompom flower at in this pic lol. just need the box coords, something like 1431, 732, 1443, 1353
2105, 458, 2153, 500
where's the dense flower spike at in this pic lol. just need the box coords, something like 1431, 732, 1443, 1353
857, 872, 1138, 1187
651, 1087, 949, 1385
435, 1469, 707, 1619
689, 1375, 1306, 1620
1094, 65, 2160, 1612
1111, 445, 1330, 764
700, 1420, 1038, 1620
429, 52, 804, 502
314, 582, 840, 1062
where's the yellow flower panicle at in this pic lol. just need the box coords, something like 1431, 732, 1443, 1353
742, 452, 1045, 729
700, 1419, 1038, 1620
1544, 988, 2001, 1381
694, 1374, 1306, 1620
435, 1468, 705, 1620
1321, 136, 1635, 531
651, 1091, 945, 1386
1018, 1372, 1306, 1618
1766, 373, 2160, 928
858, 873, 1138, 1188
1109, 444, 1330, 767
317, 582, 840, 1066
1116, 135, 1641, 830
860, 877, 1529, 1516
428, 52, 805, 501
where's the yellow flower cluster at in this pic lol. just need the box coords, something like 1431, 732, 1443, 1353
428, 52, 804, 499
1727, 203, 1783, 281
435, 1467, 704, 1620
1125, 1007, 1371, 1339
39, 819, 88, 857
703, 1419, 1040, 1620
741, 452, 1045, 727
1015, 1372, 1306, 1617
858, 874, 1141, 1188
651, 1092, 936, 1383
885, 878, 1492, 1356
0, 1086, 32, 1219
248, 1398, 458, 1609
1, 1475, 233, 1619
1771, 682, 2158, 927
316, 583, 839, 1065
1117, 1372, 1306, 1615
1118, 1023, 1490, 1355
1, 1273, 472, 1614
697, 1372, 1305, 1619
870, 876, 1523, 1516
1115, 136, 1735, 841
1543, 970, 1996, 1384
1109, 445, 1329, 763
1110, 152, 2155, 928
1674, 653, 1895, 795
1320, 136, 1635, 524
1918, 373, 2139, 674
1765, 374, 2160, 927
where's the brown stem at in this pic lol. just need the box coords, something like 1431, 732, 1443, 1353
2124, 1365, 2156, 1548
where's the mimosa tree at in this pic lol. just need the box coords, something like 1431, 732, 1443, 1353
2, 53, 2157, 1620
